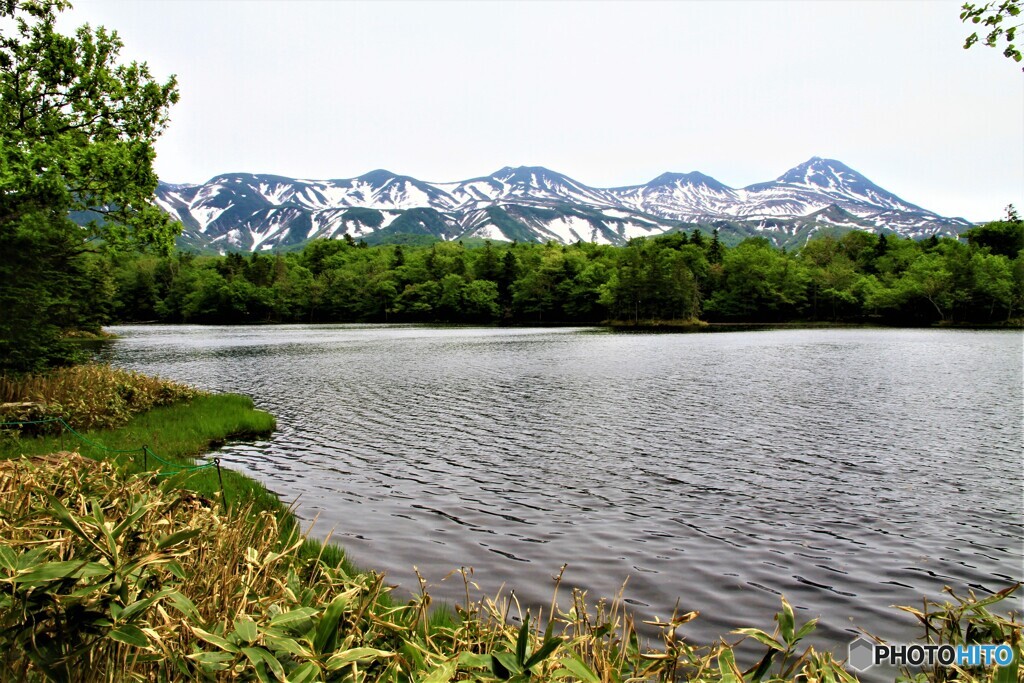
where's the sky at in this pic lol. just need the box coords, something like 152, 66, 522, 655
60, 0, 1023, 223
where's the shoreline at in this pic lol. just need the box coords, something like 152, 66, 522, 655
2, 386, 1021, 679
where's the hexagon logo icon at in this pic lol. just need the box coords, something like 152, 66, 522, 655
848, 637, 876, 672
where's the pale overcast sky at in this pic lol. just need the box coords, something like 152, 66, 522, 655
62, 1, 1022, 222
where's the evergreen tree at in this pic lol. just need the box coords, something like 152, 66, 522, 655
708, 229, 725, 264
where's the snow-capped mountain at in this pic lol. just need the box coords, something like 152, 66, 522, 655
155, 157, 971, 252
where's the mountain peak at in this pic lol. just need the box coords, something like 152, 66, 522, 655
648, 171, 730, 191
491, 166, 566, 183
357, 169, 401, 185
777, 157, 857, 186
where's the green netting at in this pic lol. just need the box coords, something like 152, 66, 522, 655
0, 417, 217, 474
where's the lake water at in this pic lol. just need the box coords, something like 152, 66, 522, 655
102, 325, 1023, 668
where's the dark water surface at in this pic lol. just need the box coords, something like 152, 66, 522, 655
102, 325, 1023, 662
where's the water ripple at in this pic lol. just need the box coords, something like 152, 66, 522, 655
103, 324, 1024, 668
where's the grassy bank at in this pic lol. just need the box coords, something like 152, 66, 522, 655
0, 369, 355, 571
1, 393, 278, 521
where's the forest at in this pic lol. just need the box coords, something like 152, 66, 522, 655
101, 219, 1024, 328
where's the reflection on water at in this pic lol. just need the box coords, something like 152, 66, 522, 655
102, 324, 1023, 666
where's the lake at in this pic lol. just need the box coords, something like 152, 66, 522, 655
101, 324, 1023, 667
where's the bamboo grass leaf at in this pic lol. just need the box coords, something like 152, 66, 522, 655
156, 528, 201, 550
243, 647, 286, 681
90, 501, 119, 562
743, 648, 776, 682
119, 589, 174, 622
524, 637, 562, 670
716, 648, 743, 683
269, 606, 319, 628
994, 653, 1019, 683
457, 652, 492, 670
0, 545, 17, 572
313, 589, 354, 654
166, 590, 200, 620
325, 647, 394, 670
17, 560, 110, 583
733, 628, 784, 651
191, 626, 241, 654
777, 597, 796, 647
44, 493, 106, 555
108, 623, 149, 649
235, 615, 258, 644
187, 651, 234, 671
557, 655, 600, 683
111, 498, 151, 540
490, 652, 518, 679
794, 617, 818, 643
288, 661, 322, 683
421, 658, 457, 683
515, 615, 529, 666
264, 635, 313, 658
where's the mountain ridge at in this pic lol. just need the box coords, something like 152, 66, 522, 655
154, 158, 972, 253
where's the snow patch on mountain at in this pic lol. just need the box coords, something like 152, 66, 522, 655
158, 158, 971, 252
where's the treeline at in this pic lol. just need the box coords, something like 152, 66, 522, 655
105, 220, 1024, 327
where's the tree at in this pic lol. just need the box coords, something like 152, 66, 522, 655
963, 205, 1024, 257
0, 0, 179, 371
961, 0, 1022, 68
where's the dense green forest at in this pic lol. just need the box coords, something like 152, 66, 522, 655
99, 219, 1024, 328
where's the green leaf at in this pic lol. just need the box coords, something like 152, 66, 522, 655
733, 627, 784, 651
777, 596, 796, 646
490, 652, 515, 680
187, 651, 234, 670
166, 590, 199, 619
45, 494, 103, 554
191, 626, 240, 654
111, 500, 151, 541
515, 615, 529, 666
288, 661, 321, 683
269, 606, 319, 628
313, 588, 353, 654
17, 560, 110, 583
108, 623, 149, 648
794, 616, 818, 643
994, 651, 1019, 683
457, 652, 493, 669
716, 648, 742, 683
743, 648, 776, 682
325, 647, 394, 670
0, 545, 17, 572
234, 615, 258, 644
166, 560, 187, 580
421, 659, 457, 683
557, 655, 599, 683
524, 637, 563, 670
264, 635, 313, 658
119, 594, 161, 623
156, 528, 201, 550
243, 647, 286, 681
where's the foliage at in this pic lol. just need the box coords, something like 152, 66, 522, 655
889, 584, 1024, 682
0, 363, 199, 431
0, 458, 844, 681
0, 0, 179, 372
102, 225, 1024, 329
1, 457, 1020, 681
961, 1, 1023, 67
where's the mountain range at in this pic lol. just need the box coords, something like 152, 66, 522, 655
153, 157, 972, 252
